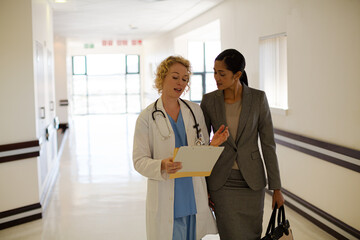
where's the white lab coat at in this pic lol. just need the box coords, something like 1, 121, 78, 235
133, 98, 218, 240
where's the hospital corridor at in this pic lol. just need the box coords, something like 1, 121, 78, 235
1, 0, 359, 239
0, 115, 337, 239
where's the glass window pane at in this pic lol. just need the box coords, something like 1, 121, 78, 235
259, 35, 288, 109
127, 55, 139, 73
126, 74, 140, 94
278, 36, 288, 109
72, 75, 87, 95
205, 41, 221, 72
70, 53, 142, 115
127, 95, 141, 113
189, 74, 203, 101
260, 37, 277, 107
188, 41, 204, 72
73, 56, 86, 75
87, 54, 125, 75
205, 73, 217, 93
88, 95, 126, 114
88, 75, 126, 95
72, 95, 88, 115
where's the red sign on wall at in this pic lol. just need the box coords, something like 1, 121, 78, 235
117, 40, 128, 46
131, 40, 142, 45
102, 39, 142, 46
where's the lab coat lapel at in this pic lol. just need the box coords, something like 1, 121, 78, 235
235, 84, 252, 144
215, 90, 237, 149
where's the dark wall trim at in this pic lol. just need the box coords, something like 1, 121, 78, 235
0, 203, 41, 218
0, 152, 40, 164
59, 99, 68, 106
0, 214, 42, 230
265, 188, 360, 239
0, 140, 39, 152
274, 128, 360, 159
282, 188, 360, 239
0, 203, 42, 230
0, 140, 40, 164
274, 128, 360, 173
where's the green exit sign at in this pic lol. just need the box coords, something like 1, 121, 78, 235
84, 43, 94, 49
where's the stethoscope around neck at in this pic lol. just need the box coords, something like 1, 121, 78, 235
152, 98, 204, 145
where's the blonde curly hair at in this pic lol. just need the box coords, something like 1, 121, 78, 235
154, 56, 192, 94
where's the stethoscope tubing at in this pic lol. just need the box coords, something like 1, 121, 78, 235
152, 98, 201, 140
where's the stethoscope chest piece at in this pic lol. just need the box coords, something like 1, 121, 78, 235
195, 130, 205, 146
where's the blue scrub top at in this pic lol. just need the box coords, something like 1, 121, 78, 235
167, 110, 197, 218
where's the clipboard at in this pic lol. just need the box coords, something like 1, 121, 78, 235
169, 146, 224, 179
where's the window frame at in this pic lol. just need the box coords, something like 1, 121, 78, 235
72, 55, 87, 75
187, 41, 220, 103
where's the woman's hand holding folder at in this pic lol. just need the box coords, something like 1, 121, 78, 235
161, 157, 182, 174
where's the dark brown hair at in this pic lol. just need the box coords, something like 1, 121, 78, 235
215, 49, 248, 86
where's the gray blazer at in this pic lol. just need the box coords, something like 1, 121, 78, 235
200, 84, 282, 191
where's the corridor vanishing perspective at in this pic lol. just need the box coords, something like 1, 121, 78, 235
0, 115, 335, 240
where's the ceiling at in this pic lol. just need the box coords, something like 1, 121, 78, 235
51, 0, 224, 40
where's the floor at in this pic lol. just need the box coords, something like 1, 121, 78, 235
0, 115, 335, 240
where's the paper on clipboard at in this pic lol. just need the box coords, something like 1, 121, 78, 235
169, 146, 224, 179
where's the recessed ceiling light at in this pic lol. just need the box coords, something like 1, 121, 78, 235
129, 24, 138, 30
55, 0, 67, 3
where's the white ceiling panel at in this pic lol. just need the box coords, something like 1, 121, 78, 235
50, 0, 224, 39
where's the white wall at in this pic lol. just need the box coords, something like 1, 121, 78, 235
54, 36, 69, 124
0, 159, 39, 211
0, 0, 59, 213
0, 0, 40, 212
0, 0, 36, 145
143, 0, 360, 230
141, 36, 175, 107
32, 0, 59, 206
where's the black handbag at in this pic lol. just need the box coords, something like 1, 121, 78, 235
261, 204, 294, 240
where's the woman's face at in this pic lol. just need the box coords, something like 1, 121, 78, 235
213, 60, 239, 90
162, 63, 189, 99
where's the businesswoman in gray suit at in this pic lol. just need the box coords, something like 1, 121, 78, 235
200, 49, 285, 240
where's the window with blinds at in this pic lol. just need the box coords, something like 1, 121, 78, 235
259, 33, 288, 111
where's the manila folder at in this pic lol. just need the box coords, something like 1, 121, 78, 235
169, 146, 224, 179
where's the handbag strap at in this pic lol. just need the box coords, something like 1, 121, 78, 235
278, 205, 291, 236
265, 203, 278, 235
277, 205, 286, 225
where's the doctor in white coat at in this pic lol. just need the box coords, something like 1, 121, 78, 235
133, 56, 229, 240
